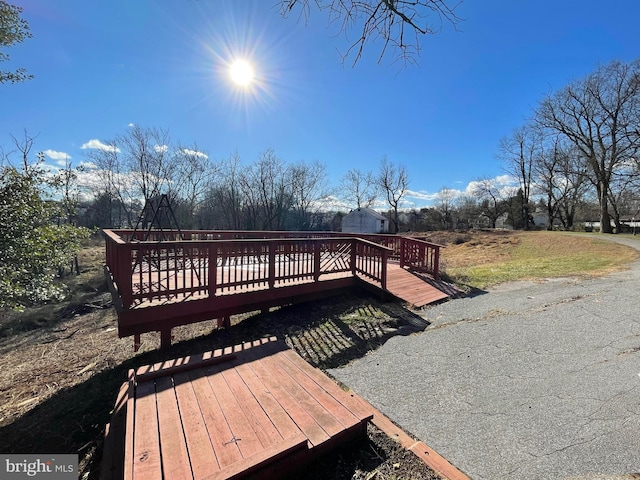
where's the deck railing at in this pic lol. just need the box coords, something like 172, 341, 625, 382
111, 229, 441, 274
104, 230, 392, 309
399, 236, 441, 279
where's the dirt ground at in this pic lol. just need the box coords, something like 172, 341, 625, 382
0, 232, 468, 479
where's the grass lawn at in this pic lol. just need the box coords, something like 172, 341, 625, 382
439, 231, 640, 289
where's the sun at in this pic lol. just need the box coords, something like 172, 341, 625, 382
229, 59, 255, 87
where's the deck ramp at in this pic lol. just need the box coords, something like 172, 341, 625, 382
385, 264, 450, 307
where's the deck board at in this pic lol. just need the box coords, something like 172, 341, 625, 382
188, 370, 243, 469
131, 380, 162, 480
243, 349, 331, 447
111, 338, 373, 480
204, 366, 265, 459
218, 367, 281, 448
172, 372, 220, 478
155, 376, 193, 480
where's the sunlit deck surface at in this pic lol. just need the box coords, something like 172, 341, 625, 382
101, 337, 375, 480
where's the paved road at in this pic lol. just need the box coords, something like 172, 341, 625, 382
329, 235, 640, 480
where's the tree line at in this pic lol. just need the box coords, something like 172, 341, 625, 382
499, 59, 640, 233
78, 125, 410, 233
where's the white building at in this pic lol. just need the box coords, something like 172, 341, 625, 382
341, 208, 389, 234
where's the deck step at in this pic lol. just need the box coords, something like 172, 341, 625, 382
101, 338, 374, 480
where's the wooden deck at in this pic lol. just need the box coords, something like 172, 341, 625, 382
104, 230, 448, 348
101, 337, 374, 480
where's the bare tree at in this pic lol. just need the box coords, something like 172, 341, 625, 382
85, 140, 132, 227
121, 125, 174, 201
240, 150, 292, 230
377, 157, 408, 233
456, 194, 480, 229
54, 157, 81, 224
9, 130, 39, 176
85, 125, 177, 227
340, 168, 378, 209
471, 178, 511, 229
534, 137, 589, 230
289, 161, 329, 230
434, 187, 457, 230
210, 152, 244, 229
536, 59, 640, 233
278, 0, 461, 65
171, 144, 217, 228
498, 126, 541, 230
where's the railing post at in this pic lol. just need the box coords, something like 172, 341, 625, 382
350, 240, 357, 276
381, 249, 388, 290
433, 245, 440, 280
269, 241, 276, 287
314, 240, 321, 281
399, 237, 406, 269
118, 244, 133, 309
208, 243, 217, 296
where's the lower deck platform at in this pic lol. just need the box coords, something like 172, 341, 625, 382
101, 337, 374, 480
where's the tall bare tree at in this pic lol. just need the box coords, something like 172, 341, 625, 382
278, 0, 461, 65
536, 59, 640, 233
121, 125, 174, 201
534, 137, 589, 230
240, 150, 292, 230
434, 187, 457, 230
378, 157, 408, 233
85, 125, 177, 227
171, 144, 217, 228
289, 160, 328, 230
210, 153, 244, 229
498, 126, 541, 230
471, 177, 511, 229
340, 168, 378, 209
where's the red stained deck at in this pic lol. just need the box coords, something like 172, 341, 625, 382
101, 337, 374, 480
104, 230, 448, 348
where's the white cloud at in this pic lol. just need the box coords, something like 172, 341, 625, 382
43, 149, 71, 161
154, 144, 169, 153
405, 189, 439, 202
81, 139, 120, 153
182, 148, 208, 159
78, 161, 98, 170
128, 123, 135, 127
401, 175, 521, 208
494, 174, 517, 186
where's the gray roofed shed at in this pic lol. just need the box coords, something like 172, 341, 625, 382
341, 207, 389, 234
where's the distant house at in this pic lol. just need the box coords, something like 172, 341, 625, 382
341, 208, 389, 234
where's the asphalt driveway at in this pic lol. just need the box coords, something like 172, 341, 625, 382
329, 235, 640, 479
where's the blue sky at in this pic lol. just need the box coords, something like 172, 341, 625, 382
2, 0, 639, 208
